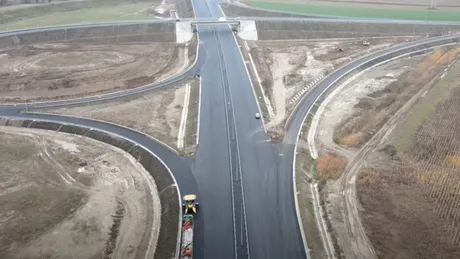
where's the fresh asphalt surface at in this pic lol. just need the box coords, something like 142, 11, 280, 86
191, 0, 306, 258
0, 4, 459, 259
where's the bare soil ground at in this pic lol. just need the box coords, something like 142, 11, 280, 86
0, 126, 160, 259
38, 78, 200, 154
308, 46, 460, 258
247, 36, 419, 139
0, 41, 194, 103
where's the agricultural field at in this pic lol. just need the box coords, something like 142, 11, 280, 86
240, 0, 460, 21
358, 51, 460, 259
0, 40, 195, 103
0, 0, 173, 31
306, 45, 460, 258
39, 78, 201, 154
245, 36, 418, 140
0, 126, 160, 259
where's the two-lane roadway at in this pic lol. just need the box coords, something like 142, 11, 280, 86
191, 0, 306, 258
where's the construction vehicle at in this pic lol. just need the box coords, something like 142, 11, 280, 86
181, 194, 199, 258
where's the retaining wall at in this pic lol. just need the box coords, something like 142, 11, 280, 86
0, 22, 176, 49
0, 117, 180, 259
256, 21, 460, 40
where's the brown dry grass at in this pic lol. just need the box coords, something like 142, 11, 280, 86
315, 152, 347, 181
358, 167, 458, 259
334, 47, 460, 148
358, 65, 460, 258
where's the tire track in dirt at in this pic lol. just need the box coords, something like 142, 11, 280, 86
333, 72, 441, 259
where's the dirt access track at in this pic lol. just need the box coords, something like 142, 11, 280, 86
311, 46, 460, 258
0, 126, 160, 259
0, 23, 197, 103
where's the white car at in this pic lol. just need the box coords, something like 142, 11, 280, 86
255, 113, 261, 119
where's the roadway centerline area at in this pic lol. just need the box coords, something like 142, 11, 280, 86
192, 0, 250, 258
214, 28, 250, 259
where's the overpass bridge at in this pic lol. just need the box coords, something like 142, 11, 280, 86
174, 15, 460, 43
176, 17, 257, 43
190, 18, 241, 32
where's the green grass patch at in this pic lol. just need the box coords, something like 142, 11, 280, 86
393, 59, 460, 153
0, 1, 153, 31
245, 1, 460, 21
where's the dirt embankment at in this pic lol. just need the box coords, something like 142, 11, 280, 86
174, 0, 194, 18
0, 37, 196, 103
37, 78, 201, 154
0, 126, 160, 259
309, 46, 460, 258
255, 21, 460, 40
246, 37, 416, 140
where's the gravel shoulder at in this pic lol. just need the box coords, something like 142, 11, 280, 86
0, 126, 160, 259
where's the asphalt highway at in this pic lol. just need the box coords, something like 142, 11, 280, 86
191, 1, 247, 258
191, 0, 306, 258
